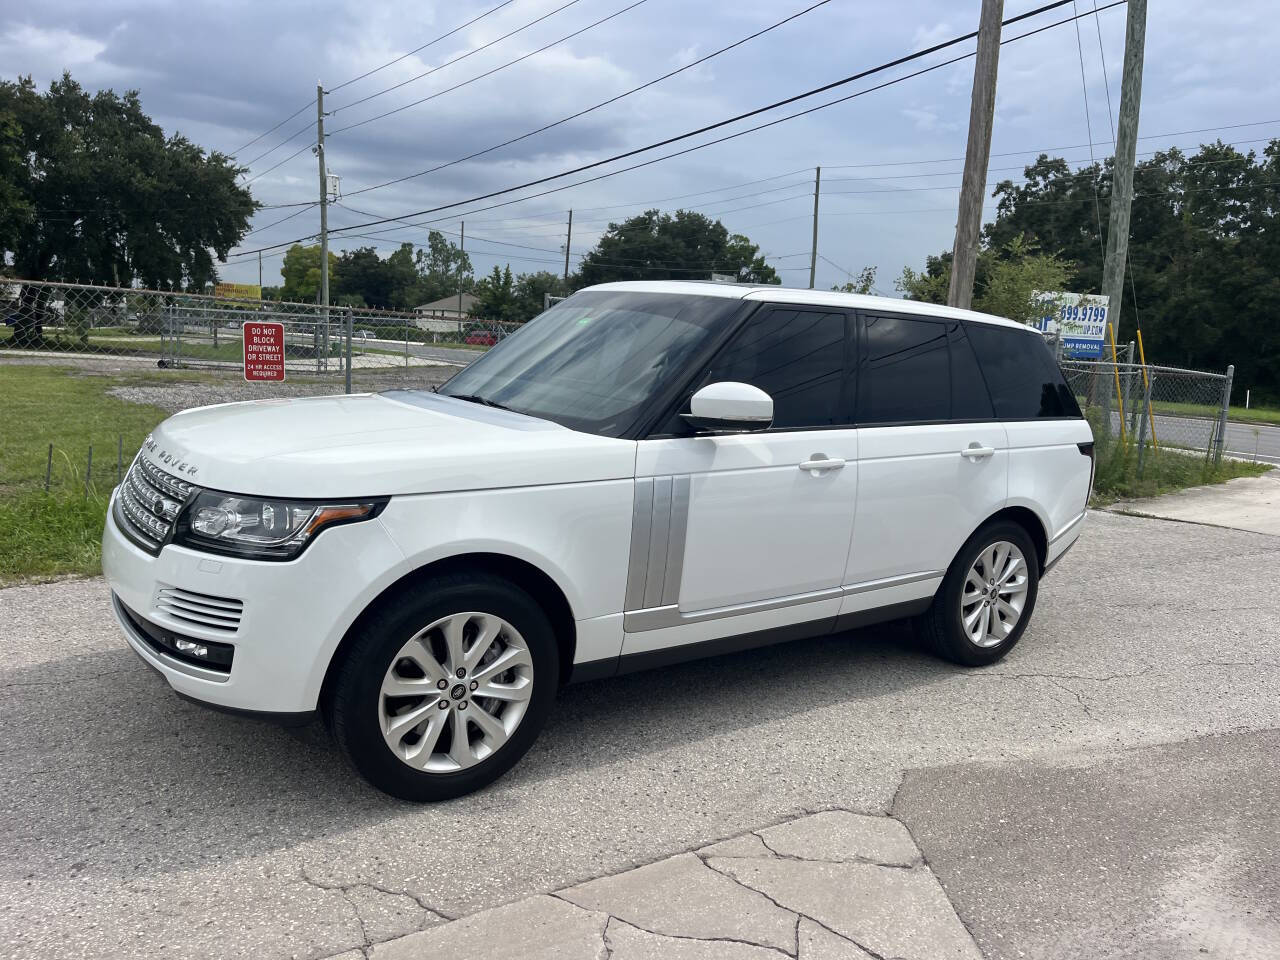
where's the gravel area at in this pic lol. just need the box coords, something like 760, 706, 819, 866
101, 368, 455, 415
2, 354, 457, 416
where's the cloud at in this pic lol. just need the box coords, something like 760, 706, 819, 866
3, 0, 1278, 291
912, 21, 953, 50
1, 24, 106, 67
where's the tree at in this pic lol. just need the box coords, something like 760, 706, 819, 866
832, 266, 878, 294
280, 244, 338, 302
0, 75, 254, 287
0, 74, 255, 344
474, 265, 517, 323
411, 231, 473, 305
335, 246, 390, 308
898, 236, 1073, 327
576, 209, 779, 286
943, 140, 1280, 398
512, 271, 566, 320
385, 242, 419, 310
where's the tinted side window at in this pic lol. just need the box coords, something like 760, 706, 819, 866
701, 308, 848, 429
857, 315, 950, 423
950, 325, 996, 420
965, 322, 1083, 419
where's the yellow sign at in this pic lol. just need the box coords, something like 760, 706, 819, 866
214, 282, 262, 301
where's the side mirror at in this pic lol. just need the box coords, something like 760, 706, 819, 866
681, 381, 773, 433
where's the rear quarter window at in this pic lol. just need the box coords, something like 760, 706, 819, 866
965, 322, 1082, 419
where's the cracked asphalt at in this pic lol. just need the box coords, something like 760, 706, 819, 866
2, 510, 1279, 959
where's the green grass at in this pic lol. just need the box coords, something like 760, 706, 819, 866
0, 490, 112, 580
0, 366, 171, 583
1149, 399, 1280, 426
1090, 441, 1272, 505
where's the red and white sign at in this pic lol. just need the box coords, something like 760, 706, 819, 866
243, 321, 286, 382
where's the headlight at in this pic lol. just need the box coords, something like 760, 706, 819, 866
173, 491, 387, 560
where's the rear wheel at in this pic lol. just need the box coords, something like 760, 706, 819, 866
917, 520, 1040, 666
330, 572, 558, 800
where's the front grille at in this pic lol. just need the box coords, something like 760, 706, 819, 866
155, 585, 243, 634
115, 458, 195, 553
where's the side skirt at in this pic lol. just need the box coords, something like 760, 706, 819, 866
567, 597, 933, 683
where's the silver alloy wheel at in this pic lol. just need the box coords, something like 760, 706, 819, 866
959, 540, 1030, 649
379, 611, 534, 773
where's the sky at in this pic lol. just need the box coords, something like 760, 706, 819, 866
3, 0, 1279, 294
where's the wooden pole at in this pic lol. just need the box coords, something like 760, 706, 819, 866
947, 0, 1004, 310
563, 210, 573, 283
808, 167, 821, 289
1100, 0, 1147, 342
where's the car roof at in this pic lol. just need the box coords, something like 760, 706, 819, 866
581, 280, 1029, 331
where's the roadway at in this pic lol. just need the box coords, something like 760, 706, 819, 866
3, 511, 1278, 959
1109, 411, 1280, 465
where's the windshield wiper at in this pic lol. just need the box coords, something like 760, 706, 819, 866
448, 393, 515, 413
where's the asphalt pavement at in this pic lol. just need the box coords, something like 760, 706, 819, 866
2, 511, 1279, 959
1109, 410, 1280, 465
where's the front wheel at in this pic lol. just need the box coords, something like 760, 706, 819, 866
916, 520, 1040, 667
329, 572, 558, 801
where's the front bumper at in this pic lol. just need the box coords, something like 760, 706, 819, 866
103, 491, 406, 713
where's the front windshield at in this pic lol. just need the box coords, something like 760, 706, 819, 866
438, 291, 744, 438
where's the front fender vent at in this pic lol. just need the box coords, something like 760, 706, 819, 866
154, 585, 243, 634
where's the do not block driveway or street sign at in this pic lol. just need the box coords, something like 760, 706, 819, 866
243, 321, 285, 382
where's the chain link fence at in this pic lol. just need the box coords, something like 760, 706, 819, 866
1, 279, 521, 391
1060, 355, 1235, 483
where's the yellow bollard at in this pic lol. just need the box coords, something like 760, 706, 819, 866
1107, 322, 1126, 445
1136, 329, 1158, 453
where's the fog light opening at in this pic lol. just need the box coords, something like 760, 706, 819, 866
174, 638, 210, 659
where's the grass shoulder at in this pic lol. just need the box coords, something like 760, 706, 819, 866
0, 365, 172, 583
1090, 443, 1271, 506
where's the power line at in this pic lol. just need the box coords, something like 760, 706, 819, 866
341, 0, 834, 196
327, 0, 520, 94
330, 1, 1112, 234
230, 0, 1093, 256
224, 168, 1276, 266
244, 203, 321, 237
244, 142, 316, 185
238, 122, 315, 177
1072, 0, 1108, 274
823, 119, 1280, 171
228, 99, 316, 158
329, 0, 588, 115
328, 0, 648, 137
231, 126, 1278, 258
1092, 0, 1118, 143
236, 0, 542, 175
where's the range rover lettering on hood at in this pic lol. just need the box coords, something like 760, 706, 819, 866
145, 392, 635, 498
142, 434, 200, 478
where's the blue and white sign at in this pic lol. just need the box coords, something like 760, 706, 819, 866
1031, 292, 1109, 358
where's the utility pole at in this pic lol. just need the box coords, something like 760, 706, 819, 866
947, 0, 1004, 310
563, 209, 573, 283
808, 166, 821, 289
316, 82, 329, 371
257, 251, 263, 290
1100, 0, 1147, 342
457, 221, 465, 320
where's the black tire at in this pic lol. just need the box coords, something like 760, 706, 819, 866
329, 571, 559, 801
916, 520, 1040, 667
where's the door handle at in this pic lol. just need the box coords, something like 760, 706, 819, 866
799, 456, 846, 474
960, 443, 996, 460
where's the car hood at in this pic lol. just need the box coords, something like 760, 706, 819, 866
141, 390, 636, 498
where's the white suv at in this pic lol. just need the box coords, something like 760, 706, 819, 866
103, 282, 1093, 799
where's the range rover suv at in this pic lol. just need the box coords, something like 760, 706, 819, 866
104, 282, 1093, 800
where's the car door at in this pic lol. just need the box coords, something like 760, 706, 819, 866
621, 304, 859, 656
841, 313, 1009, 618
